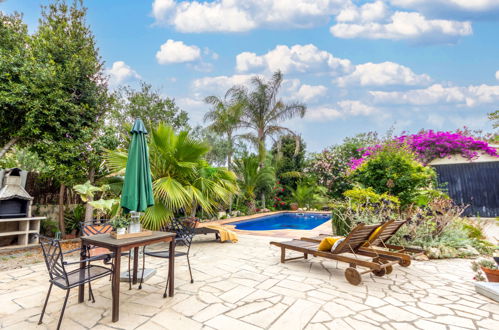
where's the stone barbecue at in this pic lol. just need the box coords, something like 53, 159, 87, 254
0, 168, 43, 248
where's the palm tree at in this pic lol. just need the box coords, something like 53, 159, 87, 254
289, 183, 327, 208
203, 94, 244, 169
106, 123, 239, 230
232, 155, 275, 213
230, 71, 306, 164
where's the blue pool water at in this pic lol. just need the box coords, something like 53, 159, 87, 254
232, 213, 331, 231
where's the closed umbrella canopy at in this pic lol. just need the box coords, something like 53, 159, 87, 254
121, 119, 154, 213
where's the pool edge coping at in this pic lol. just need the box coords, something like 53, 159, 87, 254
197, 211, 332, 239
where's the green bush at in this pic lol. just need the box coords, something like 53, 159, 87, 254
40, 218, 59, 237
350, 143, 436, 206
389, 200, 495, 258
64, 204, 85, 235
343, 187, 399, 209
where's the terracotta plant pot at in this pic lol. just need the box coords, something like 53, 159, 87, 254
481, 266, 499, 282
290, 203, 298, 211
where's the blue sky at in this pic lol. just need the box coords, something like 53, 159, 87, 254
2, 0, 499, 152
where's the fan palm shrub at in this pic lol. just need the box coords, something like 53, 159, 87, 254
233, 155, 275, 213
289, 183, 328, 208
106, 123, 239, 230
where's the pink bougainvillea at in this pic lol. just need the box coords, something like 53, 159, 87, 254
349, 130, 498, 170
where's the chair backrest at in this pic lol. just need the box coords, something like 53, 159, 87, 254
161, 218, 199, 247
333, 223, 381, 254
370, 220, 407, 246
81, 219, 113, 237
39, 236, 69, 287
81, 220, 114, 256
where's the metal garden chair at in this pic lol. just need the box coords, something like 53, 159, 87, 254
38, 236, 113, 330
81, 219, 133, 289
139, 218, 198, 297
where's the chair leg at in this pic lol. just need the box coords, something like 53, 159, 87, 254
163, 271, 169, 298
88, 281, 96, 303
187, 255, 194, 284
87, 267, 95, 303
38, 283, 53, 325
128, 253, 132, 290
57, 289, 70, 330
139, 247, 146, 290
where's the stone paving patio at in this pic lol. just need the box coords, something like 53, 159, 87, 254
1, 234, 498, 330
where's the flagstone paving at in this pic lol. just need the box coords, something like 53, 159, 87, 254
0, 234, 498, 329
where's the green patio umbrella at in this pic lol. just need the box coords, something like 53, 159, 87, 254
120, 119, 154, 213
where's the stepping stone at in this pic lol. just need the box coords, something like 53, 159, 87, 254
474, 282, 499, 303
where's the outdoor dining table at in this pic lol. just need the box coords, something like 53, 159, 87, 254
78, 231, 177, 322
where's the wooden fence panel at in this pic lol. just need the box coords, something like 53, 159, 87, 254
433, 162, 499, 217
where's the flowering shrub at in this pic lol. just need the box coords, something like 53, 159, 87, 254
350, 130, 498, 170
270, 181, 287, 210
396, 130, 498, 164
350, 143, 437, 206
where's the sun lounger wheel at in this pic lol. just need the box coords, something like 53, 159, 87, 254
377, 259, 393, 275
345, 267, 362, 285
399, 258, 411, 267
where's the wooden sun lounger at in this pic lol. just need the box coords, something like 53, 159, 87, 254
194, 227, 220, 241
302, 220, 413, 267
309, 220, 424, 265
365, 220, 425, 260
270, 222, 403, 285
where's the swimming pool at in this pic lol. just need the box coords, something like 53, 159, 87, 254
232, 212, 331, 231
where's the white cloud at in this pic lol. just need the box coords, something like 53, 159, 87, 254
496, 70, 499, 80
192, 74, 254, 95
370, 83, 499, 107
337, 1, 389, 23
156, 39, 201, 64
176, 97, 207, 124
389, 0, 499, 19
330, 2, 472, 43
192, 74, 327, 105
337, 61, 431, 87
296, 84, 328, 102
306, 106, 343, 120
106, 61, 141, 85
306, 100, 377, 121
152, 0, 348, 33
337, 100, 377, 116
236, 44, 351, 75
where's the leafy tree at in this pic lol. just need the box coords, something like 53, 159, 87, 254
230, 71, 306, 164
203, 94, 244, 168
350, 143, 437, 206
107, 124, 239, 230
24, 0, 111, 233
232, 155, 275, 213
191, 126, 249, 167
110, 82, 190, 141
489, 110, 498, 129
0, 12, 29, 157
271, 134, 306, 197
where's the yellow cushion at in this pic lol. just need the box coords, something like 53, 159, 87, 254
318, 236, 344, 251
364, 226, 382, 246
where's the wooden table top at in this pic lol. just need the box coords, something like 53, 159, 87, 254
80, 231, 176, 248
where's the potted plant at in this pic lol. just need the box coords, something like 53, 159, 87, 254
471, 258, 499, 282
110, 217, 129, 235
